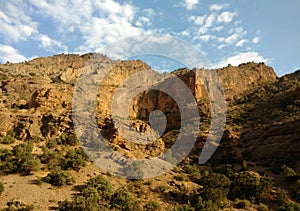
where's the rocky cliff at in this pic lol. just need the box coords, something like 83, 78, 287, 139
0, 54, 277, 156
0, 53, 299, 210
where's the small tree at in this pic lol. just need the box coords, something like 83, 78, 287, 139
110, 188, 141, 211
43, 167, 75, 186
199, 172, 231, 206
21, 158, 41, 175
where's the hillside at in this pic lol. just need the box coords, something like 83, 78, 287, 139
0, 54, 299, 211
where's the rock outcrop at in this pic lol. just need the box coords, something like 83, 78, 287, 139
0, 54, 283, 160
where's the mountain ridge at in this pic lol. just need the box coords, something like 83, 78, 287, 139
0, 53, 299, 210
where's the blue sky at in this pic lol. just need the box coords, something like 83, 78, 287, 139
0, 0, 299, 76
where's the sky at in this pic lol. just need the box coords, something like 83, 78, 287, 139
0, 0, 299, 76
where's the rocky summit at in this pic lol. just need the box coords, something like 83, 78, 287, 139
0, 54, 299, 210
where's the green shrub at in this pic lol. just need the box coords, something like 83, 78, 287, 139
283, 165, 297, 178
278, 202, 300, 211
229, 171, 272, 202
173, 203, 194, 211
277, 188, 289, 204
194, 197, 218, 211
20, 158, 41, 175
56, 133, 79, 146
170, 184, 190, 203
2, 200, 34, 211
258, 203, 269, 211
199, 172, 230, 205
144, 201, 162, 211
292, 180, 300, 202
43, 167, 75, 186
0, 148, 16, 173
154, 185, 167, 193
46, 139, 57, 148
110, 188, 141, 211
0, 143, 40, 175
174, 173, 188, 181
58, 196, 101, 211
0, 182, 4, 195
61, 148, 87, 171
183, 165, 201, 181
0, 134, 15, 144
14, 142, 41, 175
40, 146, 88, 171
85, 175, 113, 200
57, 176, 113, 211
0, 73, 8, 81
39, 146, 55, 164
14, 142, 34, 162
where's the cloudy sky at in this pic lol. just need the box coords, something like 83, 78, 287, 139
0, 0, 299, 75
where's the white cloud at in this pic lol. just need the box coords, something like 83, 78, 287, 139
215, 51, 269, 68
217, 37, 225, 42
0, 2, 38, 42
182, 0, 200, 10
0, 44, 27, 63
204, 12, 216, 28
252, 37, 261, 43
177, 30, 191, 37
222, 27, 247, 46
212, 25, 224, 32
218, 44, 226, 50
235, 39, 248, 47
217, 11, 237, 23
143, 8, 156, 18
209, 4, 229, 11
136, 16, 151, 27
37, 34, 68, 52
29, 0, 148, 52
189, 15, 206, 25
199, 35, 215, 42
225, 33, 239, 45
196, 12, 216, 34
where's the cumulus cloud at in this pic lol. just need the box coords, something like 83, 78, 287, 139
217, 11, 237, 23
252, 37, 261, 44
211, 25, 224, 32
204, 13, 216, 28
218, 44, 226, 50
0, 44, 27, 63
219, 27, 246, 47
29, 0, 149, 52
182, 0, 200, 10
199, 35, 215, 42
209, 4, 229, 11
215, 51, 269, 68
196, 12, 216, 34
184, 6, 248, 51
0, 2, 38, 42
37, 34, 68, 52
189, 15, 206, 25
136, 16, 151, 27
142, 8, 156, 18
235, 39, 248, 47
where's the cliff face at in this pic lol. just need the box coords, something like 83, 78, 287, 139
131, 62, 277, 130
0, 54, 290, 162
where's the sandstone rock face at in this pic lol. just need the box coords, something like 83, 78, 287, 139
217, 62, 277, 100
0, 54, 281, 160
130, 62, 277, 130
